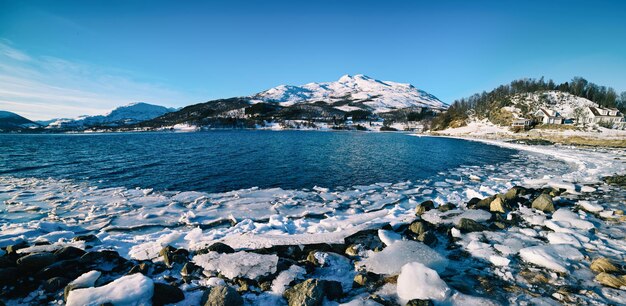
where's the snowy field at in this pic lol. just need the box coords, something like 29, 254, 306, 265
1, 137, 625, 305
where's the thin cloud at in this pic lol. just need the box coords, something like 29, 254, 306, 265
0, 40, 194, 120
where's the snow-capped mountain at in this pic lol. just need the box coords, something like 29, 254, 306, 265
251, 74, 447, 113
0, 111, 40, 130
44, 102, 176, 129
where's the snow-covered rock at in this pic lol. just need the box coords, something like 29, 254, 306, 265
66, 273, 154, 306
397, 262, 450, 301
69, 271, 102, 288
252, 74, 447, 113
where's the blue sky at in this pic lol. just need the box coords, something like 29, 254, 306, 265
1, 0, 625, 120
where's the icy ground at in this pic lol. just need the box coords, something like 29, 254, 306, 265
1, 138, 625, 305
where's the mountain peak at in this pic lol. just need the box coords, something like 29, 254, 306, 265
252, 74, 446, 113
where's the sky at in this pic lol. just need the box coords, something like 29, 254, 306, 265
1, 0, 625, 120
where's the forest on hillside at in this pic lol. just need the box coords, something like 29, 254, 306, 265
432, 77, 626, 129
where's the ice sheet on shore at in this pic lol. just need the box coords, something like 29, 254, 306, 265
519, 244, 584, 273
193, 251, 279, 279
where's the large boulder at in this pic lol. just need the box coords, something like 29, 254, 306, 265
44, 277, 70, 292
455, 218, 487, 233
197, 242, 235, 254
595, 272, 626, 289
54, 247, 86, 261
590, 257, 621, 274
489, 197, 510, 213
532, 194, 555, 213
407, 220, 430, 236
504, 186, 527, 201
202, 285, 243, 306
16, 252, 56, 273
415, 200, 435, 215
284, 279, 325, 306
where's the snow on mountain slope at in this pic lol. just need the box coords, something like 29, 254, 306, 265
510, 91, 597, 118
44, 102, 176, 128
251, 74, 447, 113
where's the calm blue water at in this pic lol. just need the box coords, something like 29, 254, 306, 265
0, 131, 517, 193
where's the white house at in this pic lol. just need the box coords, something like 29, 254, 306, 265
534, 108, 564, 125
582, 107, 624, 125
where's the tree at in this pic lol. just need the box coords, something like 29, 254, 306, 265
573, 107, 587, 125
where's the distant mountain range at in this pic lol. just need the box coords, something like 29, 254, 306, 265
1, 74, 448, 132
135, 74, 447, 129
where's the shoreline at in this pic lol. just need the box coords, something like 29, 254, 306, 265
1, 135, 626, 305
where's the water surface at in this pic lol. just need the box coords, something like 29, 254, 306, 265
0, 131, 517, 192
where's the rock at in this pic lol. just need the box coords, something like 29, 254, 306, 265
489, 197, 509, 213
16, 252, 56, 273
467, 197, 481, 207
532, 194, 555, 213
160, 246, 188, 267
408, 220, 430, 236
344, 229, 384, 252
407, 299, 435, 306
6, 241, 29, 255
0, 256, 15, 269
36, 259, 85, 280
438, 203, 456, 212
205, 242, 235, 254
473, 195, 496, 210
344, 244, 359, 257
504, 186, 527, 201
455, 218, 488, 233
603, 174, 626, 186
181, 261, 201, 277
128, 262, 150, 275
306, 251, 320, 265
72, 235, 100, 243
415, 200, 435, 215
321, 280, 343, 301
80, 250, 127, 272
417, 231, 437, 246
44, 276, 70, 292
152, 283, 185, 306
202, 285, 243, 306
235, 278, 250, 292
595, 272, 626, 289
284, 279, 325, 306
54, 246, 86, 261
353, 273, 369, 287
368, 294, 395, 306
0, 267, 19, 286
591, 257, 621, 274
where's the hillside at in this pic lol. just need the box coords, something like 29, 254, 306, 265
0, 111, 40, 131
432, 77, 626, 130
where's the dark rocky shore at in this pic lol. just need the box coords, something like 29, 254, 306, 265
1, 175, 625, 306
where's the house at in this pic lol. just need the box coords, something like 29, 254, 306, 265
534, 108, 564, 125
512, 118, 531, 128
582, 107, 624, 125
